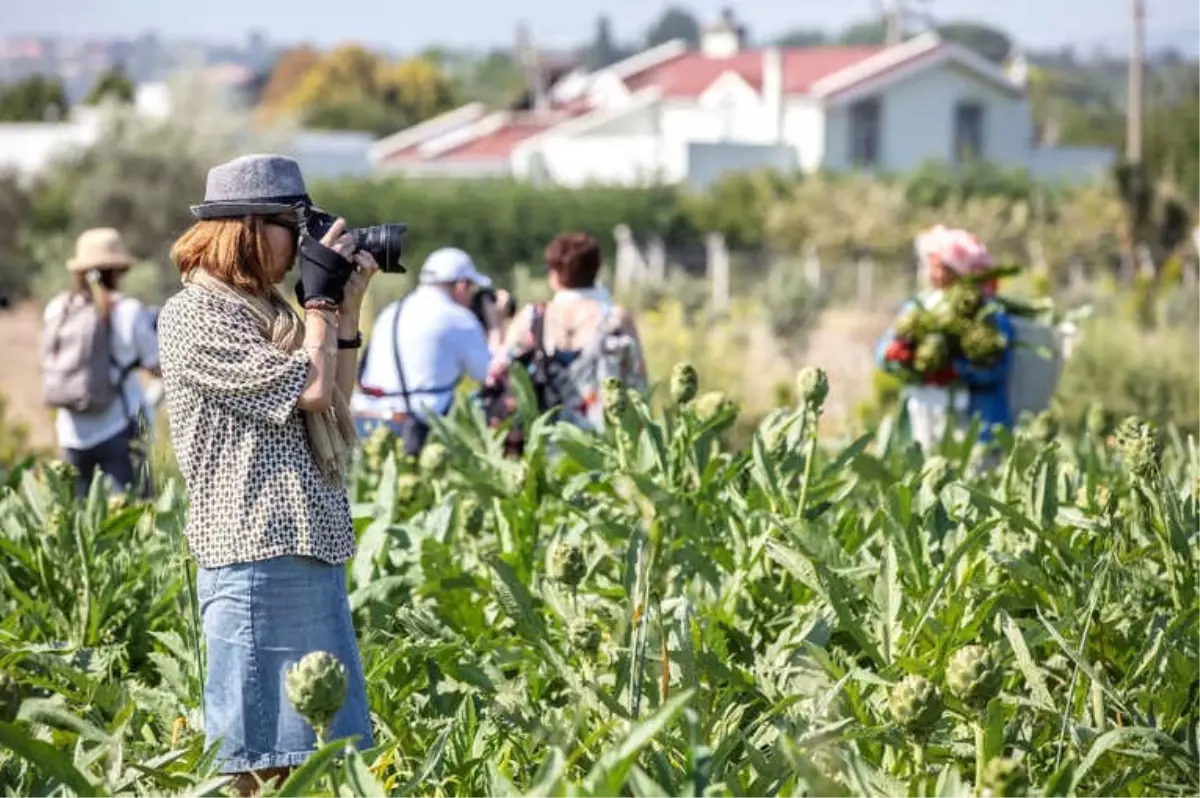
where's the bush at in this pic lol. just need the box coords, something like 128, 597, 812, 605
1056, 315, 1199, 435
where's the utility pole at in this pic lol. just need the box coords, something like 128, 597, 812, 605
1126, 0, 1144, 163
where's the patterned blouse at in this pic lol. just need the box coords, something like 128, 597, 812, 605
158, 285, 355, 569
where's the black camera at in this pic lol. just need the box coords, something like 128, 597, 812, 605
303, 208, 408, 274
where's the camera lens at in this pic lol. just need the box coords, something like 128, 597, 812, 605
354, 223, 408, 273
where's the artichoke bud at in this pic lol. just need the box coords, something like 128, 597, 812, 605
946, 282, 984, 319
913, 334, 950, 374
946, 645, 1002, 711
567, 617, 603, 655
669, 362, 699, 405
548, 542, 587, 588
795, 367, 830, 410
285, 651, 348, 739
1115, 416, 1162, 480
888, 674, 943, 736
602, 377, 629, 423
691, 391, 739, 433
418, 442, 449, 475
396, 473, 422, 504
980, 757, 1029, 798
0, 671, 21, 724
894, 308, 929, 340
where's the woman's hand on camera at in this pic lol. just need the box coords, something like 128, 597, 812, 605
321, 218, 355, 258
341, 251, 379, 318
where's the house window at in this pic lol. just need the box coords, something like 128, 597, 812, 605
954, 102, 985, 162
849, 97, 881, 167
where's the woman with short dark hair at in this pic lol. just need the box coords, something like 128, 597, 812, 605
491, 231, 647, 432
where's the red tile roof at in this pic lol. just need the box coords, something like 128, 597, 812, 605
624, 46, 884, 97
424, 111, 585, 161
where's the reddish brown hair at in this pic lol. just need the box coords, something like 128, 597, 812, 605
545, 231, 601, 289
171, 217, 276, 296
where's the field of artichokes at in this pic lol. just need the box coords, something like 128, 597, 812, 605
0, 366, 1197, 797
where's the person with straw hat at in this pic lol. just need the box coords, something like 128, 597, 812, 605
158, 154, 377, 792
42, 227, 160, 498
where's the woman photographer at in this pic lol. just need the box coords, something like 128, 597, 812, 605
43, 227, 160, 498
159, 154, 377, 791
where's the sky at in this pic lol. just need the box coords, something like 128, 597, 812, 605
3, 0, 1198, 55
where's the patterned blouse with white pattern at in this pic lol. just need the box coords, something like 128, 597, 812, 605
158, 285, 355, 569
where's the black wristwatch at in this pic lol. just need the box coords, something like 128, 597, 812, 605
337, 332, 363, 350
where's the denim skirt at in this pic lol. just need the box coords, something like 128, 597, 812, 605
196, 555, 374, 773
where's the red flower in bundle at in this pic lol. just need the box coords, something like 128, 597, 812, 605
885, 339, 914, 364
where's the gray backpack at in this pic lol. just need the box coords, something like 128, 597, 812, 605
42, 293, 129, 413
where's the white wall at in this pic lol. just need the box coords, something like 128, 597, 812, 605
524, 134, 667, 186
823, 62, 1032, 172
782, 99, 825, 172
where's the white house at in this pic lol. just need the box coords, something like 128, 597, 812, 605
371, 23, 1114, 188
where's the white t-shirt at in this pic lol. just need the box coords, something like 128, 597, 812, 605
350, 285, 490, 420
45, 293, 160, 451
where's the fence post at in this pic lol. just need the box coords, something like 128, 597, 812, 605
803, 241, 822, 290
707, 232, 730, 313
647, 235, 666, 285
613, 224, 645, 295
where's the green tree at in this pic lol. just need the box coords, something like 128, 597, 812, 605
837, 20, 888, 45
83, 64, 136, 105
584, 15, 623, 70
645, 7, 701, 48
282, 46, 459, 137
936, 22, 1013, 63
775, 29, 829, 48
0, 74, 69, 122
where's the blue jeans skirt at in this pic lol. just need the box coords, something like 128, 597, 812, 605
196, 555, 374, 773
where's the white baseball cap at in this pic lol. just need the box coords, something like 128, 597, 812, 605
419, 247, 492, 288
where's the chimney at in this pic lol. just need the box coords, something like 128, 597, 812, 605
762, 47, 784, 143
700, 8, 745, 57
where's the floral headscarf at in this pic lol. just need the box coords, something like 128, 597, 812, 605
915, 225, 993, 276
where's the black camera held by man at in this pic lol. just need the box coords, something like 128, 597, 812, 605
303, 207, 408, 275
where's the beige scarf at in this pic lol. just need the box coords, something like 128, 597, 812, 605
186, 271, 356, 484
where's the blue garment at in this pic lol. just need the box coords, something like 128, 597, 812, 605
875, 297, 1015, 440
197, 556, 374, 773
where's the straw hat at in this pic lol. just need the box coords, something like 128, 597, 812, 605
67, 227, 135, 273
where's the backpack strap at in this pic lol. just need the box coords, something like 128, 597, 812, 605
356, 300, 456, 403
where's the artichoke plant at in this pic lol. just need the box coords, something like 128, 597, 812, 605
795, 367, 830, 411
548, 542, 587, 588
669, 362, 699, 406
0, 670, 21, 723
1027, 411, 1059, 444
946, 645, 1002, 711
921, 456, 953, 493
888, 674, 943, 737
285, 651, 348, 743
979, 757, 1029, 797
1086, 402, 1113, 439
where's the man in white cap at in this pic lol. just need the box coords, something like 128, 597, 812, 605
350, 247, 500, 455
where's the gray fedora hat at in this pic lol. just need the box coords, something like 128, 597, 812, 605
190, 153, 313, 220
